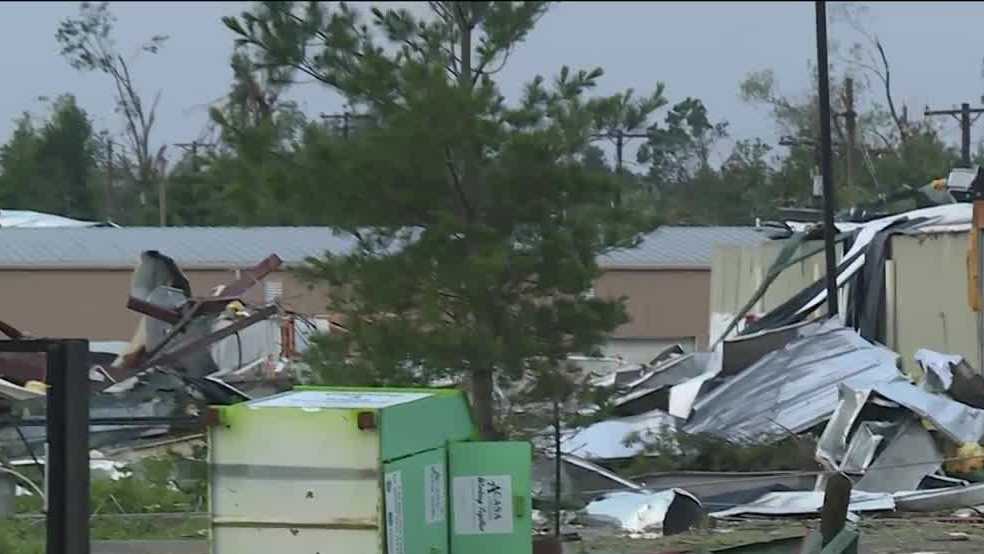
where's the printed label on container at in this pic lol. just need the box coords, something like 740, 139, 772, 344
424, 463, 447, 524
452, 475, 514, 535
384, 471, 405, 554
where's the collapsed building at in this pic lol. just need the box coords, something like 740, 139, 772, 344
536, 169, 984, 535
0, 248, 326, 463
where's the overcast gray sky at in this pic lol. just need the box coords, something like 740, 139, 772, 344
2, 1, 984, 167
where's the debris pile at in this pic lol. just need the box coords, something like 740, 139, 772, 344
0, 249, 325, 461
536, 199, 984, 537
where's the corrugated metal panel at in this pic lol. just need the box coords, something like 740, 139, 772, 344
683, 320, 901, 441
598, 226, 767, 269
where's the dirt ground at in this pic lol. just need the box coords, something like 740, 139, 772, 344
570, 516, 984, 553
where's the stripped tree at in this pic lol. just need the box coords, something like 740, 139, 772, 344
56, 1, 169, 220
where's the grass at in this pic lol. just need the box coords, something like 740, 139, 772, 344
0, 451, 208, 554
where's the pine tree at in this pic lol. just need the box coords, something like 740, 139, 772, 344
223, 1, 660, 437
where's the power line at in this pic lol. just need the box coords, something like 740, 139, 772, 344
589, 130, 653, 205
924, 102, 984, 166
319, 111, 371, 139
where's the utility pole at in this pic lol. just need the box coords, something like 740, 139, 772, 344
925, 102, 984, 167
175, 141, 205, 172
816, 0, 839, 317
842, 78, 857, 191
158, 177, 167, 227
320, 111, 371, 139
590, 129, 652, 204
104, 139, 114, 221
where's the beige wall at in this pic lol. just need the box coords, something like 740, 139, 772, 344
0, 264, 709, 350
892, 232, 977, 374
595, 268, 711, 348
709, 240, 833, 343
0, 268, 329, 340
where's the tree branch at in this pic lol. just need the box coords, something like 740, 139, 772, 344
875, 39, 907, 144
445, 146, 474, 221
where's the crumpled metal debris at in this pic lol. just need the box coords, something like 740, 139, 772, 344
866, 379, 984, 445
560, 411, 677, 461
916, 349, 984, 409
635, 470, 819, 513
816, 377, 975, 494
721, 320, 816, 377
854, 418, 942, 493
578, 489, 702, 534
532, 454, 642, 508
683, 320, 901, 441
894, 483, 984, 512
709, 490, 895, 519
611, 353, 710, 417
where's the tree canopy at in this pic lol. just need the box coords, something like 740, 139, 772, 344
0, 95, 99, 219
220, 1, 666, 436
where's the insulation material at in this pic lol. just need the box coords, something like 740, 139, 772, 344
578, 489, 702, 534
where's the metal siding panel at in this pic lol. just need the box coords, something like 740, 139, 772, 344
893, 233, 978, 377
209, 406, 382, 554
382, 448, 448, 554
212, 528, 378, 554
448, 442, 532, 554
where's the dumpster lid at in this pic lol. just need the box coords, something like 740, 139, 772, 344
248, 389, 433, 409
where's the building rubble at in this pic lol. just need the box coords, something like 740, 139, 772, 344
0, 249, 326, 471
536, 197, 984, 539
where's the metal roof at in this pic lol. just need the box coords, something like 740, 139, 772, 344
0, 225, 765, 270
0, 209, 102, 228
597, 226, 767, 269
0, 227, 357, 269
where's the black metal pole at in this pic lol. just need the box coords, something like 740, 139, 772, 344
46, 339, 90, 554
553, 397, 561, 538
816, 0, 839, 316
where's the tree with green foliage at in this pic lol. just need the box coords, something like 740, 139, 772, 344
0, 95, 99, 219
739, 5, 960, 215
222, 1, 662, 437
0, 115, 41, 209
202, 50, 314, 225
37, 95, 99, 218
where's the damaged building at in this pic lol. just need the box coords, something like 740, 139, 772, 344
530, 170, 984, 538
